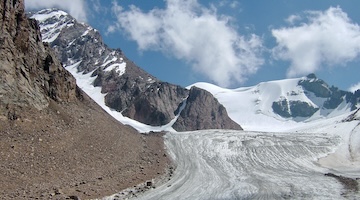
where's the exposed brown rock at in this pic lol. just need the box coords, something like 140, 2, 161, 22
0, 0, 76, 113
173, 86, 242, 131
0, 1, 170, 199
122, 82, 189, 126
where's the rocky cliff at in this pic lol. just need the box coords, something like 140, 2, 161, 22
0, 0, 76, 115
30, 9, 241, 131
173, 87, 242, 131
0, 1, 169, 199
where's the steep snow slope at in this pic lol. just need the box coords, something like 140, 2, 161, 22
191, 75, 357, 131
30, 9, 73, 43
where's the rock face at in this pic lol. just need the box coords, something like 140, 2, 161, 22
0, 0, 76, 115
122, 82, 189, 126
272, 74, 360, 119
30, 9, 241, 130
173, 87, 242, 131
0, 1, 170, 199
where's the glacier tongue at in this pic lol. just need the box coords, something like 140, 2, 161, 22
110, 130, 360, 200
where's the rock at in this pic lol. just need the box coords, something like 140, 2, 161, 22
30, 9, 242, 129
0, 0, 77, 116
272, 99, 319, 118
69, 195, 80, 200
325, 173, 359, 191
122, 82, 188, 126
146, 181, 152, 187
172, 87, 242, 131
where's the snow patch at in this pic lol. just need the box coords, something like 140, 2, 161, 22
30, 10, 68, 22
64, 61, 176, 133
104, 63, 126, 76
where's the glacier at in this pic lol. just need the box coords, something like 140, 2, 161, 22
105, 110, 360, 200
106, 128, 359, 199
30, 8, 360, 200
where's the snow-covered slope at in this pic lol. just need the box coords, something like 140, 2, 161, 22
65, 61, 178, 133
291, 109, 360, 178
30, 9, 240, 132
191, 74, 359, 132
30, 9, 74, 43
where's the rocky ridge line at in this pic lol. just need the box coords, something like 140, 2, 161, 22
30, 9, 242, 131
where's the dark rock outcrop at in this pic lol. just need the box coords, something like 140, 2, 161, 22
30, 9, 242, 130
122, 82, 189, 126
298, 73, 331, 98
272, 73, 359, 119
272, 99, 319, 118
173, 87, 242, 131
0, 0, 76, 115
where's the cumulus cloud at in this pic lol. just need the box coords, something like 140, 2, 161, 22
272, 7, 360, 77
110, 0, 263, 87
349, 82, 360, 92
25, 0, 88, 22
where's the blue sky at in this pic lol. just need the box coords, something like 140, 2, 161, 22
26, 0, 360, 91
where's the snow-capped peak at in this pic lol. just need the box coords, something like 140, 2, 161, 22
192, 74, 359, 132
30, 8, 75, 43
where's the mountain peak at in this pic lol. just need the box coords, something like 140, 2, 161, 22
306, 73, 317, 79
30, 8, 75, 43
193, 74, 359, 131
30, 9, 241, 132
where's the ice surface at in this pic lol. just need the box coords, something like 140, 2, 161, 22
289, 111, 360, 178
107, 130, 360, 200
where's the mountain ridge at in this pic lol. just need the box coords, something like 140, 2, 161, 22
192, 73, 360, 131
30, 8, 242, 132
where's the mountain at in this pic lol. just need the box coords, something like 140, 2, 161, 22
192, 74, 360, 131
29, 9, 242, 132
0, 1, 169, 199
173, 87, 241, 131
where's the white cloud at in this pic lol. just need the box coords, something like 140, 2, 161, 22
25, 0, 87, 22
110, 0, 263, 87
272, 6, 360, 78
218, 0, 239, 9
285, 14, 301, 24
349, 82, 360, 92
106, 25, 116, 35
